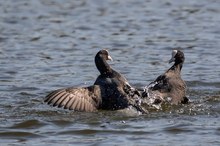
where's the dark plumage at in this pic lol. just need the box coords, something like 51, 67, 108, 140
44, 49, 146, 113
142, 49, 188, 105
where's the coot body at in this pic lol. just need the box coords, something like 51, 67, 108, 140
45, 49, 146, 113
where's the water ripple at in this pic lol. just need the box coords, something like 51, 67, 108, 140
0, 0, 220, 145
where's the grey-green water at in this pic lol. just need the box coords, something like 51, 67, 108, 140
0, 0, 220, 145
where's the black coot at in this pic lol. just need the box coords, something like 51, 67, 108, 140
45, 49, 146, 113
142, 49, 188, 105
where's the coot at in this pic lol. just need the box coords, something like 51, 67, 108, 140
142, 49, 188, 105
45, 49, 146, 113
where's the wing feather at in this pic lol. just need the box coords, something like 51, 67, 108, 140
44, 89, 63, 103
44, 86, 99, 112
69, 96, 79, 110
61, 94, 74, 109
49, 92, 66, 105
53, 93, 69, 107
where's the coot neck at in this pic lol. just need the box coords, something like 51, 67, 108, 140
95, 55, 112, 75
169, 61, 183, 72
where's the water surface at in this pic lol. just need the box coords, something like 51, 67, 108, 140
0, 0, 220, 145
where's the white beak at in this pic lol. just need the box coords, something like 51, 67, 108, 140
169, 50, 177, 63
107, 55, 113, 61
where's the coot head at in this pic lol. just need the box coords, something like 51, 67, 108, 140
169, 49, 185, 64
96, 49, 113, 61
95, 49, 113, 75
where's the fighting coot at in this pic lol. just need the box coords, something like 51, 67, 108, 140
142, 49, 188, 105
45, 49, 146, 113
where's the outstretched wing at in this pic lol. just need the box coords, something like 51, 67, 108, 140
44, 86, 100, 112
148, 74, 171, 92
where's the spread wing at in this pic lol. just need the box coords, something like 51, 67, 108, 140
148, 74, 171, 93
44, 86, 101, 112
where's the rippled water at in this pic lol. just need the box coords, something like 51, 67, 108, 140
0, 0, 220, 145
